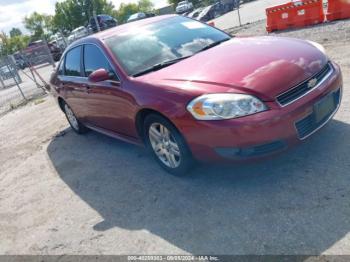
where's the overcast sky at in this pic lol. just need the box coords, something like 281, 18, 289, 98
0, 0, 168, 34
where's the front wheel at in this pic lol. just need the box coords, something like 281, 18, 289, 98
63, 103, 89, 134
144, 114, 194, 176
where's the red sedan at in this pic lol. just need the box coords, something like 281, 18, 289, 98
50, 15, 342, 175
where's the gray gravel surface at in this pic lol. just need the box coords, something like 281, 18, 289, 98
0, 20, 350, 255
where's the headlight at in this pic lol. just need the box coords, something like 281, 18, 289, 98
186, 93, 268, 120
307, 40, 326, 54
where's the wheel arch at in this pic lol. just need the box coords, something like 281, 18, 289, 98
57, 96, 66, 112
135, 108, 189, 145
135, 108, 171, 142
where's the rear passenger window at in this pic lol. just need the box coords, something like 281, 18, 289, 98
64, 46, 81, 77
83, 44, 117, 79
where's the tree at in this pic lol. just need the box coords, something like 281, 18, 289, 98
0, 32, 30, 55
23, 12, 53, 40
52, 0, 117, 33
9, 28, 22, 38
116, 3, 139, 23
138, 0, 154, 12
0, 32, 10, 55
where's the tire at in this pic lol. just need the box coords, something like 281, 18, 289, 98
63, 102, 89, 134
144, 114, 195, 176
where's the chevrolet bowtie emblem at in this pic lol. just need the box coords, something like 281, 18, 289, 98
307, 78, 317, 89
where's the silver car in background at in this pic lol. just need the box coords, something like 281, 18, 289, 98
176, 0, 194, 14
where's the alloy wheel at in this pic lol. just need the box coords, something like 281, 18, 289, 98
148, 123, 181, 168
65, 104, 79, 131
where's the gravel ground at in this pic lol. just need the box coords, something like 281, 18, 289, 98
1, 20, 350, 255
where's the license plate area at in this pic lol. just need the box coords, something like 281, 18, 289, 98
314, 93, 335, 123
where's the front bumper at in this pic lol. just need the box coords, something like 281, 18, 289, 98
177, 62, 343, 162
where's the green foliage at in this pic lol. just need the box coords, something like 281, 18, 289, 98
116, 3, 139, 23
138, 0, 154, 12
0, 32, 30, 55
9, 28, 22, 38
52, 0, 117, 33
23, 12, 53, 40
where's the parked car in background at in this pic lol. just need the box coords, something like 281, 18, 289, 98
197, 3, 223, 22
88, 14, 118, 33
127, 12, 155, 23
50, 33, 67, 50
24, 40, 62, 64
67, 34, 75, 44
176, 0, 194, 14
71, 26, 89, 40
187, 8, 204, 19
50, 15, 342, 176
13, 52, 29, 70
48, 42, 63, 62
0, 65, 13, 80
220, 0, 239, 12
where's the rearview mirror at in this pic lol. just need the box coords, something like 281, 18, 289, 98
88, 68, 110, 82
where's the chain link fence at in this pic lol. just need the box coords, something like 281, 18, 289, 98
0, 40, 59, 115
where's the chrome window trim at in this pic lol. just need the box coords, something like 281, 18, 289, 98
277, 63, 334, 107
60, 42, 121, 83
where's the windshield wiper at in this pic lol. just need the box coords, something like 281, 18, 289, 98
132, 56, 191, 77
196, 38, 230, 53
132, 38, 230, 77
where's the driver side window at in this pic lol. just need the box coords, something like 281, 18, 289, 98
83, 44, 118, 81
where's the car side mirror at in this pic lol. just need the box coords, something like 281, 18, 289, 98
88, 68, 110, 82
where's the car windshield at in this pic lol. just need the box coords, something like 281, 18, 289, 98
198, 6, 212, 19
105, 16, 230, 76
178, 1, 186, 5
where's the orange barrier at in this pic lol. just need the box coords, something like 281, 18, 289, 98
326, 0, 350, 21
266, 0, 325, 32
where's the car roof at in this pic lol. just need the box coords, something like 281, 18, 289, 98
128, 12, 143, 19
72, 26, 85, 32
83, 14, 177, 42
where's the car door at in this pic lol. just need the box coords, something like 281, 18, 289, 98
81, 44, 137, 137
58, 46, 89, 122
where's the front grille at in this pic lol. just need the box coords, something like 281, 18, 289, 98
277, 63, 333, 106
295, 88, 340, 139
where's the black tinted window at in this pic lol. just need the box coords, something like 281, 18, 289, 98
84, 44, 115, 77
65, 46, 81, 76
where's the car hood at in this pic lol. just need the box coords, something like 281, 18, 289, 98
137, 36, 328, 100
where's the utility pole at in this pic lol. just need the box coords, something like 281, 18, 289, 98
237, 0, 242, 27
93, 11, 101, 32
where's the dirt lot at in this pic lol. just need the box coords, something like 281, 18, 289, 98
1, 20, 350, 255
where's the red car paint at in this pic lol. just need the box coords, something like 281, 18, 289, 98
50, 15, 342, 162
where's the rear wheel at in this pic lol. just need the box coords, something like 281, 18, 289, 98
144, 114, 194, 176
63, 103, 89, 134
